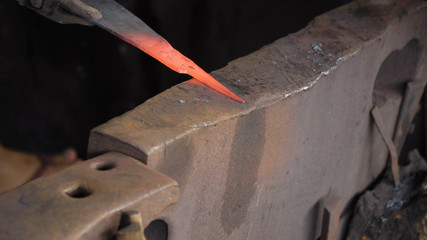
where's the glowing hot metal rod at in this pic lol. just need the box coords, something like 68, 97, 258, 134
80, 0, 244, 103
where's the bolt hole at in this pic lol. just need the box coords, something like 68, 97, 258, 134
144, 219, 168, 240
65, 186, 92, 198
94, 162, 116, 171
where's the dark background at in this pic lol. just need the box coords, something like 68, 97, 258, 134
0, 0, 349, 156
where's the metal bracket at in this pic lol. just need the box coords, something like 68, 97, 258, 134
371, 106, 400, 186
117, 211, 147, 240
393, 81, 425, 153
320, 195, 341, 240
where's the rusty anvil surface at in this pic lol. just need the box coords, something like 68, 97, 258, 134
1, 0, 427, 239
0, 153, 179, 239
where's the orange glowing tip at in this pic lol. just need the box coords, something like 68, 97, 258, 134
127, 33, 244, 103
82, 0, 243, 102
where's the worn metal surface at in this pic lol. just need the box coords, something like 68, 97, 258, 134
0, 0, 426, 239
88, 0, 427, 239
0, 152, 178, 240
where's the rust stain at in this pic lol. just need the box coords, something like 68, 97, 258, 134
221, 109, 266, 235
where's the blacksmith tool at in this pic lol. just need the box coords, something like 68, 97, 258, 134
79, 0, 244, 103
